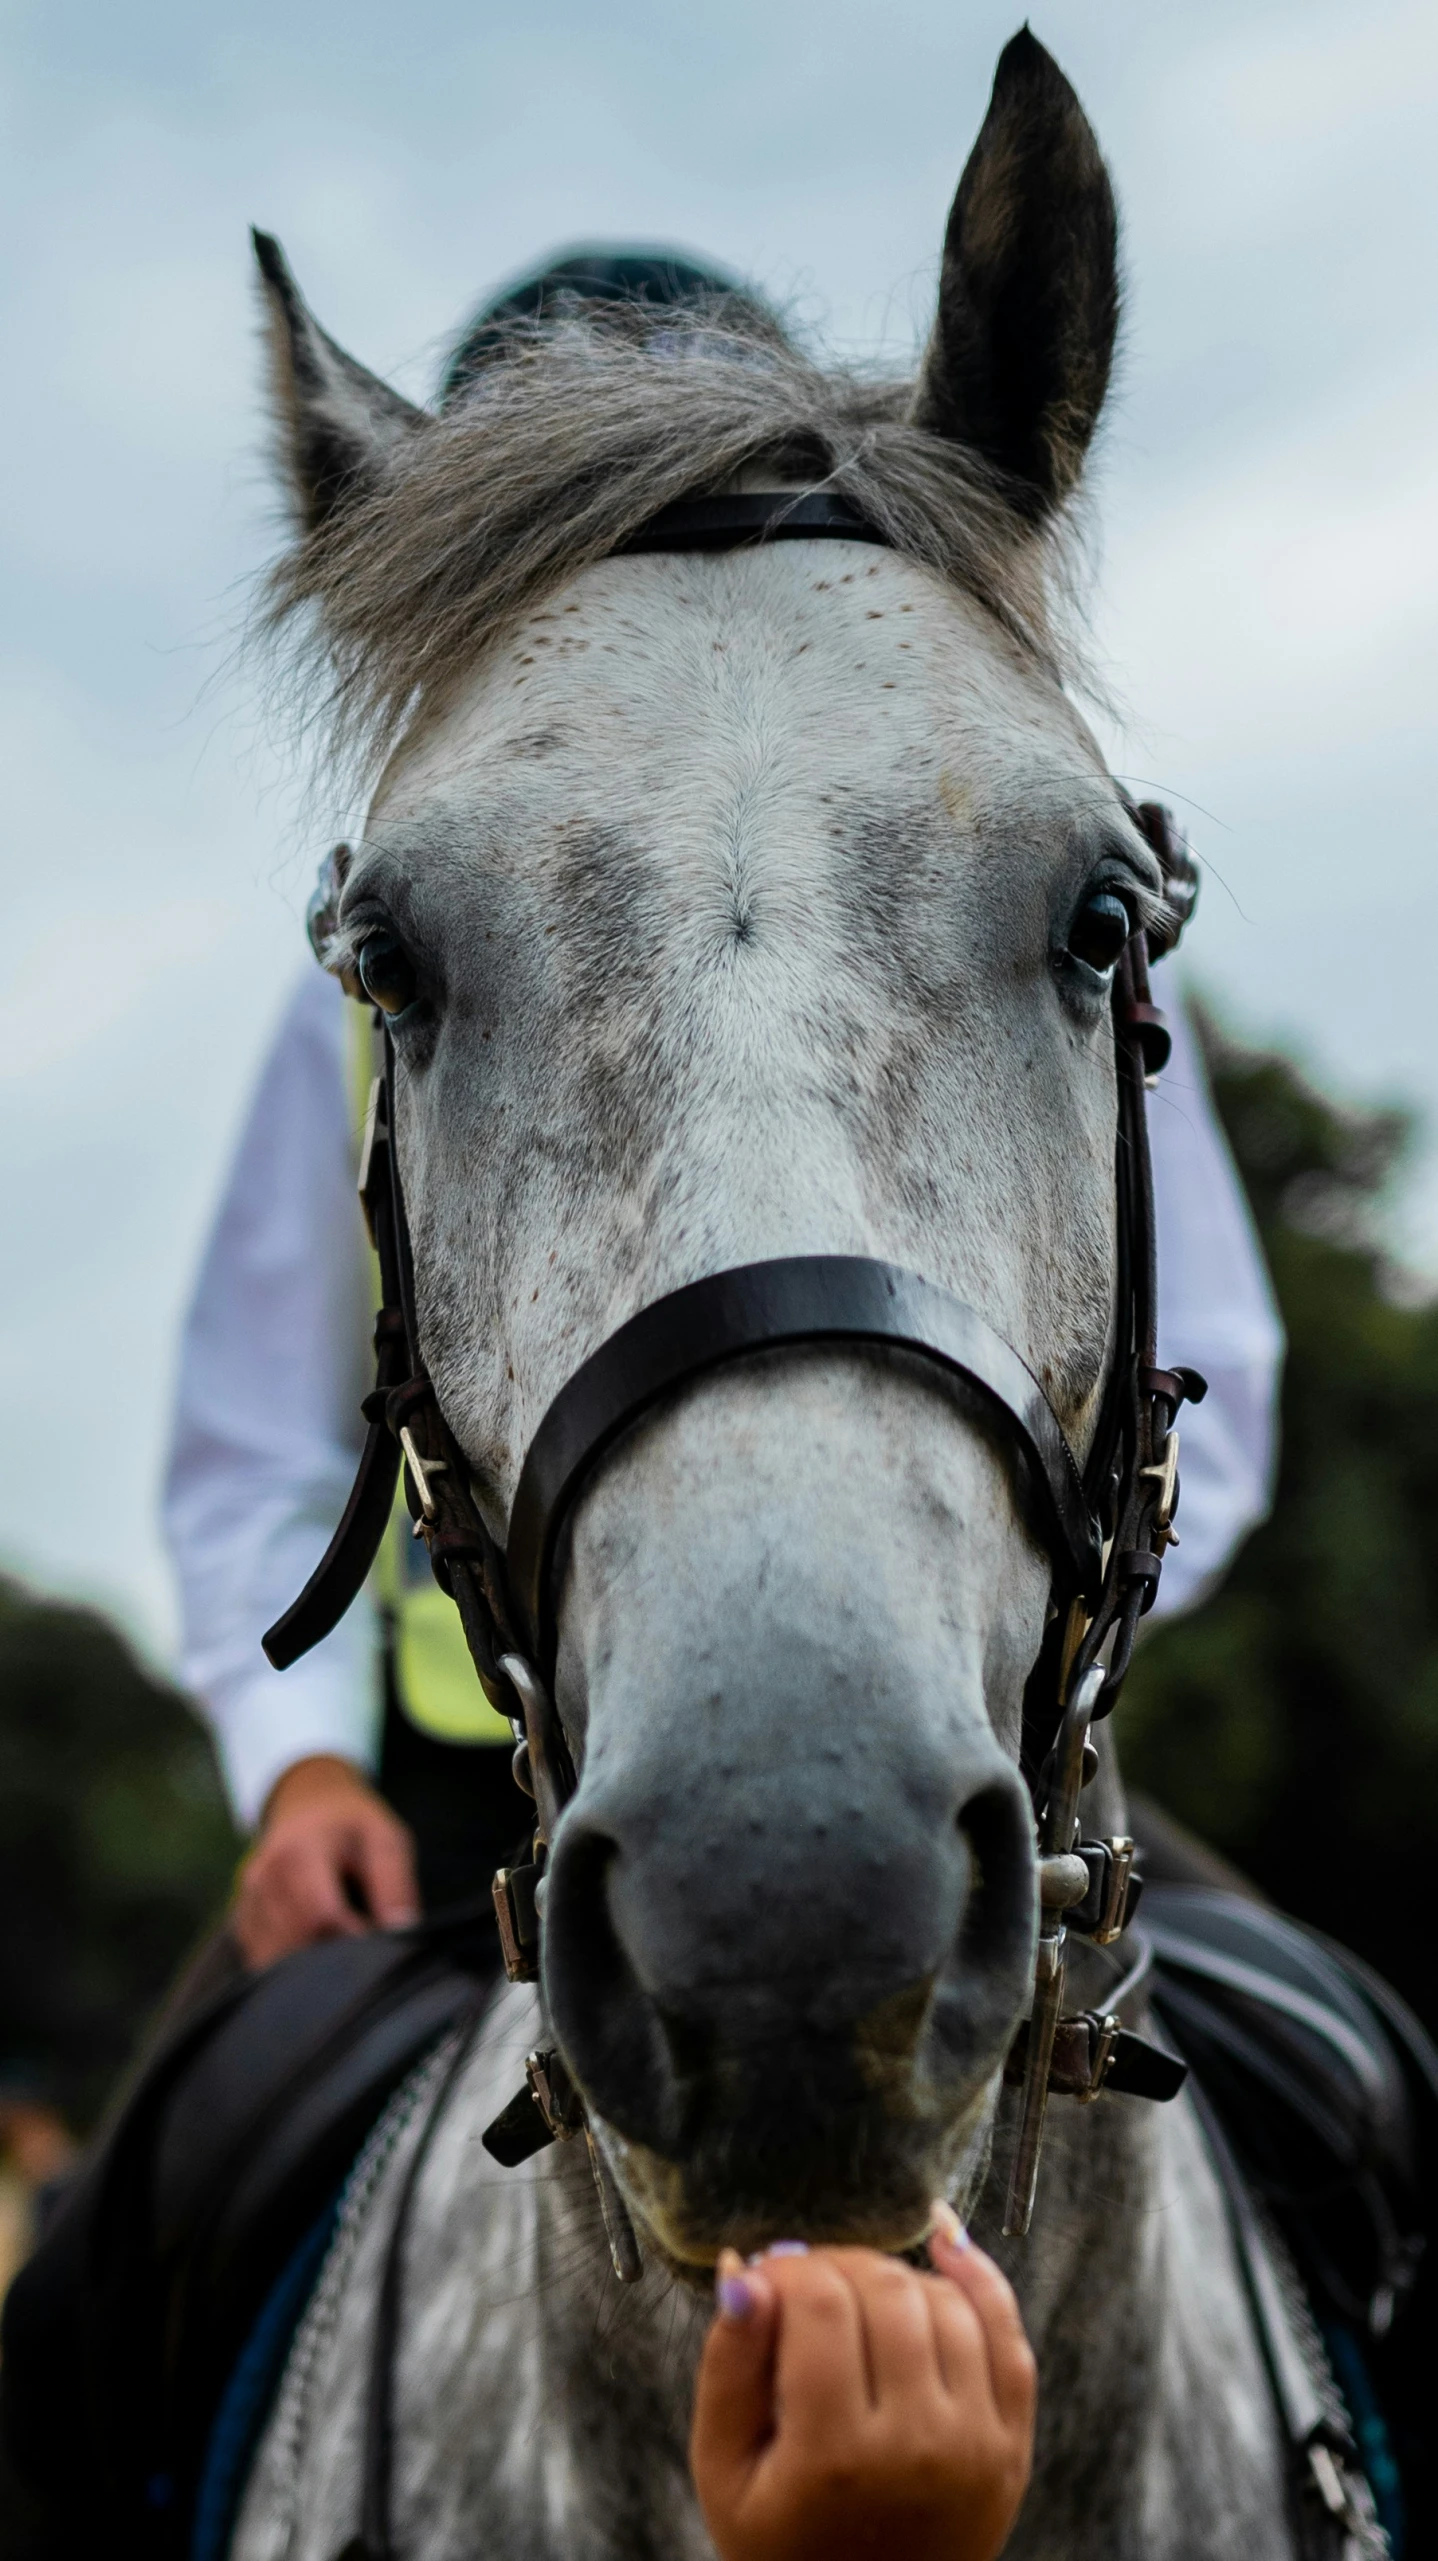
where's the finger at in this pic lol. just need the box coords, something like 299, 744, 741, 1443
350, 1811, 421, 1929
825, 2251, 944, 2408
231, 1882, 274, 1970
242, 1835, 364, 1964
763, 2254, 872, 2441
929, 2214, 1036, 2431
690, 2254, 777, 2500
925, 2271, 992, 2403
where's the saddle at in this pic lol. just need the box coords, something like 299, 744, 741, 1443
1141, 1881, 1437, 2556
0, 1905, 499, 2560
4, 1859, 1434, 2560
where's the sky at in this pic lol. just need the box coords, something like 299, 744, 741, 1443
2, 0, 1436, 1662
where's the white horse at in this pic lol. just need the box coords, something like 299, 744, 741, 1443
235, 34, 1303, 2559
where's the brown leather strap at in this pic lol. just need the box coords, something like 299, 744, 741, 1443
507, 1257, 1100, 1667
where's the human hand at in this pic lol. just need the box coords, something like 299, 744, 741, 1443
233, 1754, 420, 1968
690, 2208, 1035, 2561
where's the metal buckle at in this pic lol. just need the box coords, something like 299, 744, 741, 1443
492, 1861, 541, 1983
1083, 1835, 1136, 1945
399, 1427, 447, 1519
1140, 1429, 1180, 1549
525, 2047, 584, 2141
1075, 2011, 1121, 2104
1065, 1837, 1132, 1941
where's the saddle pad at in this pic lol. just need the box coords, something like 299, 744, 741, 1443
189, 2199, 342, 2561
1146, 1883, 1438, 2553
1144, 1886, 1433, 2321
1, 1906, 498, 2560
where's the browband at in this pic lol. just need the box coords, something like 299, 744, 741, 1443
617, 491, 887, 553
264, 1254, 1099, 1680
507, 1257, 1100, 1665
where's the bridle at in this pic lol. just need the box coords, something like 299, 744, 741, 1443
268, 488, 1201, 2264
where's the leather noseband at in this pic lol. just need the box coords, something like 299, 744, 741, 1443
507, 1256, 1099, 1669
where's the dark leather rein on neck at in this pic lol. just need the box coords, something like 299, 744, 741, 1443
265, 489, 1202, 2254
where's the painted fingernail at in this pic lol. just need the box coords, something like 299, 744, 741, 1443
716, 2252, 759, 2322
928, 2199, 970, 2252
766, 2240, 810, 2258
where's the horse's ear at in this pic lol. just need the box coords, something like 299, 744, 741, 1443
252, 229, 428, 534
912, 30, 1119, 517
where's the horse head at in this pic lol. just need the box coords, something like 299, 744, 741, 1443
258, 33, 1172, 2268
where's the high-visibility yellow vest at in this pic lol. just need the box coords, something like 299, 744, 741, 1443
347, 1007, 511, 1746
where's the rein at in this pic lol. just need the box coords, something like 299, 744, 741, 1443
267, 488, 1201, 2259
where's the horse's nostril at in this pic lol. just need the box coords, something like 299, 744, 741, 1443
956, 1777, 1036, 1972
916, 1771, 1038, 2080
541, 1824, 682, 2155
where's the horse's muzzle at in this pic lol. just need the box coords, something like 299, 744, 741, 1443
540, 1694, 1036, 2255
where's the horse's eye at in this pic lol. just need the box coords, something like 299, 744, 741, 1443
1066, 891, 1132, 975
357, 929, 418, 1016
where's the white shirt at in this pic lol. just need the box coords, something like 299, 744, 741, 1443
165, 968, 1283, 1826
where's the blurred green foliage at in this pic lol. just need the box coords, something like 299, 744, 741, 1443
1123, 1017, 1438, 2025
0, 1581, 239, 2127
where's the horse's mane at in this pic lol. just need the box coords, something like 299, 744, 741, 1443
260, 295, 1078, 785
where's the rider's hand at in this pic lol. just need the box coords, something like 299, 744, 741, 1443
233, 1754, 421, 1968
690, 2210, 1034, 2561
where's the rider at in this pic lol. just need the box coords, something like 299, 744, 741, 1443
163, 248, 1284, 1971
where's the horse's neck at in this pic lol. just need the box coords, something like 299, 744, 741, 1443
992, 2079, 1295, 2560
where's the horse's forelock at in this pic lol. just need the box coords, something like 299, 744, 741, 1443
258, 302, 1082, 788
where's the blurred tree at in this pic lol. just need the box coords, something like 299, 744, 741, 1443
1123, 1014, 1438, 2026
0, 1581, 239, 2129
